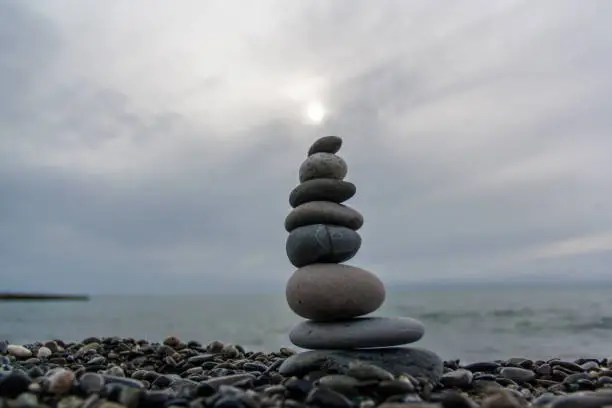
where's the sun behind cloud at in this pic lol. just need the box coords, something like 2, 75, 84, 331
306, 101, 326, 124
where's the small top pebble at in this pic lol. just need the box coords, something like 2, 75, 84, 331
308, 135, 342, 156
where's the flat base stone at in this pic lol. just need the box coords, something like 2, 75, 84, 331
289, 317, 424, 349
278, 347, 443, 383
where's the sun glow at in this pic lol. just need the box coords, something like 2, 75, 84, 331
306, 101, 326, 124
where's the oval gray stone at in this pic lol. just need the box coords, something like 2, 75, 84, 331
286, 224, 361, 267
289, 317, 424, 349
289, 179, 356, 208
278, 347, 443, 383
285, 263, 385, 320
308, 136, 343, 156
285, 201, 363, 232
299, 153, 347, 183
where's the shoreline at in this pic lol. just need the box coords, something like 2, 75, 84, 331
0, 293, 89, 301
2, 337, 612, 407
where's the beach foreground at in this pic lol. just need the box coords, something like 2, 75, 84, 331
1, 338, 612, 408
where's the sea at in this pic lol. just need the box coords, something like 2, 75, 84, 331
3, 286, 612, 364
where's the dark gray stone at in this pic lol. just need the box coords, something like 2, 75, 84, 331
285, 201, 363, 232
499, 366, 535, 382
308, 136, 343, 156
299, 153, 347, 183
289, 178, 356, 208
278, 347, 443, 383
289, 317, 424, 349
286, 224, 361, 267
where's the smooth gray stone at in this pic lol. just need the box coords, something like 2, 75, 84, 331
299, 153, 347, 183
308, 136, 343, 156
289, 317, 424, 349
278, 347, 443, 383
286, 264, 385, 321
499, 366, 535, 382
286, 224, 361, 267
289, 178, 356, 208
285, 201, 363, 232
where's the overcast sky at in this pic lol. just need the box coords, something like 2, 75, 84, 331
1, 0, 612, 294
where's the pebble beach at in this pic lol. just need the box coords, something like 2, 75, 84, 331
3, 337, 612, 408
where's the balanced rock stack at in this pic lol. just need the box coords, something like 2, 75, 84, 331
279, 136, 443, 382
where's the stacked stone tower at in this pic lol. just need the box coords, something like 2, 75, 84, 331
279, 136, 443, 382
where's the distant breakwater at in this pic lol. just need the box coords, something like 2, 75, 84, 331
0, 293, 89, 301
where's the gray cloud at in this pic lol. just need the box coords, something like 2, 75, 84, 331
1, 0, 612, 294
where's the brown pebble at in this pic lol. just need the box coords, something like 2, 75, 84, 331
47, 369, 75, 394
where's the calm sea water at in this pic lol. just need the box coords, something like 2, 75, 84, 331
2, 287, 612, 363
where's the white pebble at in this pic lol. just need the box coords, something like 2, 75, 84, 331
7, 344, 32, 358
37, 346, 52, 358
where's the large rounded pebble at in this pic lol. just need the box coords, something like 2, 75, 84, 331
299, 153, 347, 183
289, 317, 423, 349
46, 368, 75, 394
286, 263, 385, 321
286, 224, 361, 267
279, 347, 443, 383
7, 344, 32, 358
36, 347, 52, 359
499, 366, 535, 382
308, 136, 343, 156
289, 178, 356, 208
78, 372, 105, 394
285, 201, 363, 232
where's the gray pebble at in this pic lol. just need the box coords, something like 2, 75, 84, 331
308, 136, 343, 156
299, 153, 347, 183
285, 201, 363, 232
286, 224, 361, 267
289, 178, 356, 208
289, 317, 424, 349
499, 366, 535, 382
78, 373, 105, 394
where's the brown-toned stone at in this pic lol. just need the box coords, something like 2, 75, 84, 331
285, 263, 385, 321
